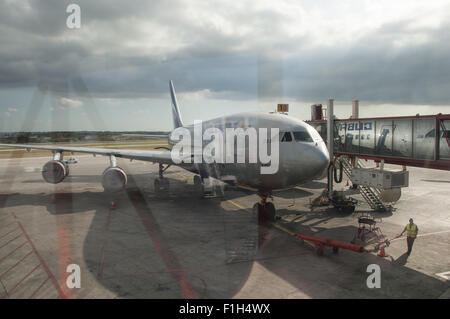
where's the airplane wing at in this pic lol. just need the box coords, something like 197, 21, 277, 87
0, 143, 174, 164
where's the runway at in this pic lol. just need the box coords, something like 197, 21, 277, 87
0, 155, 449, 298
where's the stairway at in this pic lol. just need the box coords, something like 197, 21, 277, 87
340, 157, 391, 212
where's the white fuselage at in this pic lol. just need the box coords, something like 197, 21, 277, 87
169, 112, 330, 191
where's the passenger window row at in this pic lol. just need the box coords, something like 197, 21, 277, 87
280, 131, 313, 143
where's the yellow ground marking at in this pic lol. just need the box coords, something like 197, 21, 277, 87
227, 199, 250, 212
271, 223, 296, 236
271, 223, 316, 248
174, 172, 188, 181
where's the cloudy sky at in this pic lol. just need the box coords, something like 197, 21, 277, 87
1, 0, 450, 131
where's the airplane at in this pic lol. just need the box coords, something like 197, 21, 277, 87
0, 81, 330, 221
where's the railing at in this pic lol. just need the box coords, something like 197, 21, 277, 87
340, 156, 391, 212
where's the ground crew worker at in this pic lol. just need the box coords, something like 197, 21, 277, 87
399, 218, 419, 256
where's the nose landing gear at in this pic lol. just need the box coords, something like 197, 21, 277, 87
154, 163, 171, 194
253, 191, 276, 223
193, 174, 220, 198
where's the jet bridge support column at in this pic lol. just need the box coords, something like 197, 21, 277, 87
327, 99, 334, 195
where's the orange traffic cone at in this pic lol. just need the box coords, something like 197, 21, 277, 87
110, 201, 116, 210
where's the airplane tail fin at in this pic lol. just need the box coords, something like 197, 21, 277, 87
169, 80, 184, 128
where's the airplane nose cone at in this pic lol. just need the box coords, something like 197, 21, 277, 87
313, 142, 330, 177
319, 141, 330, 162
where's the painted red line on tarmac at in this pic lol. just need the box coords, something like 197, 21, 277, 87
128, 190, 198, 299
0, 227, 20, 240
15, 219, 67, 299
0, 221, 16, 232
2, 263, 41, 298
0, 241, 28, 264
97, 209, 113, 280
56, 225, 72, 299
51, 190, 76, 299
0, 233, 22, 250
28, 276, 50, 299
0, 250, 33, 279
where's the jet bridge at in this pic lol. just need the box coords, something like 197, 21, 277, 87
306, 107, 450, 211
307, 113, 450, 171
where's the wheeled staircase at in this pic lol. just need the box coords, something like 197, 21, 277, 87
340, 157, 391, 212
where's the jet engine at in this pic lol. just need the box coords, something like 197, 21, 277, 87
102, 167, 127, 192
42, 160, 69, 184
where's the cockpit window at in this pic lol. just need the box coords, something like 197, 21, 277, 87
281, 132, 292, 142
293, 131, 313, 142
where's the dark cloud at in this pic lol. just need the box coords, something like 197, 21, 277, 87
285, 19, 450, 105
0, 0, 449, 106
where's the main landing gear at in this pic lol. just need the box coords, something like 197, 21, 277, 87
253, 191, 276, 223
193, 174, 217, 198
154, 163, 170, 193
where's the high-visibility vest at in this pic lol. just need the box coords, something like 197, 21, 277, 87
406, 224, 418, 238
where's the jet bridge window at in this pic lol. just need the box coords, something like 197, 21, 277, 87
281, 132, 292, 142
293, 131, 313, 143
425, 129, 436, 138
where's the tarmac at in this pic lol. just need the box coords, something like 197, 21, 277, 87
0, 154, 449, 298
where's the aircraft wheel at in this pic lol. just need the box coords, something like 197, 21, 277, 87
193, 175, 202, 185
252, 203, 263, 223
264, 202, 276, 222
252, 203, 276, 223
